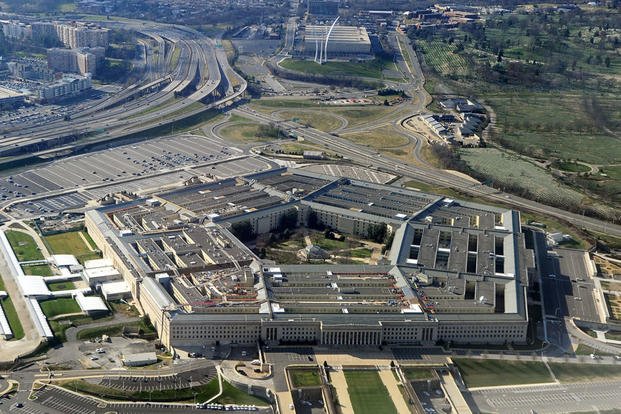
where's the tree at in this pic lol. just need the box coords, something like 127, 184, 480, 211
367, 223, 387, 244
277, 209, 298, 232
231, 221, 255, 242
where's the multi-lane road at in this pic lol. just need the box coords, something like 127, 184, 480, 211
0, 19, 246, 159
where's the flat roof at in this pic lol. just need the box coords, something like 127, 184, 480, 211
100, 280, 131, 295
75, 292, 108, 312
18, 276, 50, 296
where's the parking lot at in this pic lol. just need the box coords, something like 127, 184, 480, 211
300, 164, 395, 184
17, 384, 273, 414
0, 134, 238, 204
6, 152, 276, 219
539, 243, 600, 323
469, 380, 621, 414
264, 347, 316, 392
97, 366, 217, 392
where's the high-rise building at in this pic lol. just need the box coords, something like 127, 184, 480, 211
54, 23, 109, 49
47, 48, 98, 75
0, 20, 32, 40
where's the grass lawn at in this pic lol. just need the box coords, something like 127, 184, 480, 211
50, 314, 112, 342
1, 297, 24, 340
21, 264, 54, 276
5, 230, 45, 261
605, 331, 621, 341
403, 179, 470, 200
460, 148, 586, 208
349, 248, 372, 258
310, 234, 349, 251
280, 57, 390, 79
453, 359, 552, 388
289, 369, 321, 388
47, 281, 76, 292
402, 367, 435, 381
40, 298, 82, 318
45, 231, 101, 264
344, 370, 398, 414
341, 128, 409, 149
552, 161, 591, 173
278, 110, 342, 132
76, 318, 155, 340
574, 344, 616, 357
550, 363, 621, 383
248, 98, 318, 113
330, 106, 401, 128
218, 122, 269, 143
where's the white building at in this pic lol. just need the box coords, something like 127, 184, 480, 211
123, 352, 157, 367
304, 25, 371, 57
38, 74, 92, 102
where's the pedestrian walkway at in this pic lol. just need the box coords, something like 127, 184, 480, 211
330, 370, 354, 414
377, 369, 410, 414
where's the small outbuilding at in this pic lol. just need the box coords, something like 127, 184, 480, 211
123, 352, 158, 367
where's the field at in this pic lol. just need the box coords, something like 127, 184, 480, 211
40, 298, 82, 318
288, 368, 321, 388
411, 9, 621, 210
460, 148, 587, 207
247, 98, 318, 114
277, 110, 342, 132
45, 231, 100, 264
552, 160, 591, 173
341, 128, 409, 150
330, 106, 405, 129
343, 370, 398, 414
403, 179, 472, 200
279, 57, 393, 79
218, 122, 268, 143
417, 39, 472, 78
550, 363, 621, 383
453, 359, 552, 388
5, 230, 45, 261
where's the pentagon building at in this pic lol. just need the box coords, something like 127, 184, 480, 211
85, 168, 534, 351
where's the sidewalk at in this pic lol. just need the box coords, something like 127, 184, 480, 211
330, 370, 354, 414
377, 369, 410, 414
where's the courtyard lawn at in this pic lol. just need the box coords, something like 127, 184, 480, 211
402, 367, 436, 381
47, 281, 76, 292
5, 230, 45, 261
45, 231, 100, 264
343, 370, 398, 414
21, 264, 54, 276
40, 298, 82, 318
289, 369, 321, 388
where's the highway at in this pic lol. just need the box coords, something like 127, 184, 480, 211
0, 20, 246, 159
231, 105, 621, 238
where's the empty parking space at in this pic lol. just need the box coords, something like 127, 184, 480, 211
300, 164, 396, 184
0, 134, 241, 206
